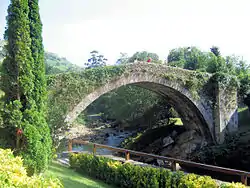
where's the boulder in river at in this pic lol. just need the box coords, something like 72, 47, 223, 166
162, 136, 174, 147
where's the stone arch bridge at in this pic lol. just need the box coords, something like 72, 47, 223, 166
48, 62, 238, 144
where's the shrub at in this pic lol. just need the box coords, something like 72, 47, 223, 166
0, 148, 62, 187
220, 182, 247, 188
178, 174, 217, 188
69, 153, 247, 188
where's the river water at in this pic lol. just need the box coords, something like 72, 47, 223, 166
72, 130, 134, 155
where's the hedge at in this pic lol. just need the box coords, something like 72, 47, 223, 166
69, 153, 246, 188
0, 149, 62, 187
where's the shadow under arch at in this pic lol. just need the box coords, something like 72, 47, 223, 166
66, 79, 214, 144
132, 82, 213, 143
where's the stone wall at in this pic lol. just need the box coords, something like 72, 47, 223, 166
214, 85, 238, 143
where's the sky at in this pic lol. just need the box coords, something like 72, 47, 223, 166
0, 0, 250, 66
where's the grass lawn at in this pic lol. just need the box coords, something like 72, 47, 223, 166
46, 161, 115, 188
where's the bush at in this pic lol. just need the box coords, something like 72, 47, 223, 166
69, 153, 247, 188
220, 182, 246, 188
0, 149, 62, 187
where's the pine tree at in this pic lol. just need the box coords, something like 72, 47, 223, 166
2, 0, 51, 175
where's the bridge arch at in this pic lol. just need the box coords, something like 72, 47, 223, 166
49, 63, 238, 144
65, 72, 214, 144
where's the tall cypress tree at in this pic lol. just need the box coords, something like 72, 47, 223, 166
28, 0, 52, 174
2, 0, 34, 103
2, 0, 51, 175
28, 0, 47, 113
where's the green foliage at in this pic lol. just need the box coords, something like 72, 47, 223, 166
167, 46, 249, 102
45, 52, 83, 75
178, 174, 217, 188
27, 0, 52, 175
2, 0, 34, 102
85, 85, 164, 123
2, 100, 23, 128
47, 161, 114, 188
0, 149, 62, 187
1, 0, 52, 175
69, 153, 246, 188
220, 182, 246, 188
163, 69, 211, 99
190, 130, 250, 171
0, 42, 82, 75
21, 110, 52, 175
210, 72, 239, 89
28, 0, 47, 113
168, 47, 211, 70
128, 51, 161, 63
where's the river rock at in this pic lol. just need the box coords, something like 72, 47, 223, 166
176, 130, 197, 143
168, 130, 202, 159
144, 157, 155, 163
161, 145, 173, 156
171, 130, 178, 137
151, 138, 161, 146
162, 136, 174, 147
157, 159, 164, 166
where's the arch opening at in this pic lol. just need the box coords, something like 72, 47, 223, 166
68, 80, 214, 144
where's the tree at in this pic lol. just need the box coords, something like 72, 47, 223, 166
128, 51, 160, 63
2, 0, 51, 175
85, 50, 107, 68
116, 52, 129, 65
244, 93, 250, 111
210, 46, 221, 57
167, 48, 185, 68
27, 0, 52, 174
167, 47, 209, 70
28, 0, 47, 113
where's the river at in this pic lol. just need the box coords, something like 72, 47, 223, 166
72, 129, 135, 155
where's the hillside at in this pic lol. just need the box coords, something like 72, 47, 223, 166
44, 52, 83, 74
0, 39, 83, 75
